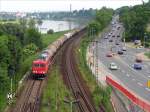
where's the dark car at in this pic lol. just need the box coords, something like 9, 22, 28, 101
118, 50, 123, 55
115, 42, 119, 45
133, 63, 142, 70
104, 36, 108, 39
112, 35, 115, 38
117, 35, 120, 38
117, 27, 120, 30
109, 39, 113, 42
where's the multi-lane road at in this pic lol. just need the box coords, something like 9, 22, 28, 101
97, 21, 150, 102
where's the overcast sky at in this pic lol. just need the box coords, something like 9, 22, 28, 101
0, 0, 146, 12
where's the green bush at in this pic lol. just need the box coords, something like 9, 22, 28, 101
47, 29, 54, 34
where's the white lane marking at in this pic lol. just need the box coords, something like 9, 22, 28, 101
132, 79, 135, 81
126, 74, 130, 77
137, 82, 143, 87
145, 88, 150, 92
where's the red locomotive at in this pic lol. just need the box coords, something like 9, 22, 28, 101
32, 32, 75, 78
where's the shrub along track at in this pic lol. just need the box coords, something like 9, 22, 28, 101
60, 28, 98, 112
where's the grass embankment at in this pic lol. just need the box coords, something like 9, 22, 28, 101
76, 35, 114, 112
40, 65, 71, 112
145, 52, 150, 59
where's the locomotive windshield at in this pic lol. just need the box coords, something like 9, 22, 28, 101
34, 64, 45, 67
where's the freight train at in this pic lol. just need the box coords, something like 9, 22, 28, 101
32, 31, 77, 78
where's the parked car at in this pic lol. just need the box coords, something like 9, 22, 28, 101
133, 63, 142, 70
134, 40, 141, 45
110, 62, 118, 70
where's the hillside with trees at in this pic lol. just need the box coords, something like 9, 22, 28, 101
118, 1, 150, 46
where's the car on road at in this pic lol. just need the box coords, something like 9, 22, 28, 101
118, 50, 123, 55
106, 52, 113, 57
109, 62, 118, 70
117, 35, 120, 38
104, 36, 108, 39
109, 39, 113, 42
136, 56, 142, 63
133, 63, 142, 70
108, 33, 111, 36
115, 42, 119, 45
117, 27, 120, 30
122, 47, 126, 51
112, 35, 115, 38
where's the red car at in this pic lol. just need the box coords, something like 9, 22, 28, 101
136, 56, 142, 63
106, 52, 113, 57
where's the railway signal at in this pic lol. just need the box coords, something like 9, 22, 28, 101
7, 92, 13, 105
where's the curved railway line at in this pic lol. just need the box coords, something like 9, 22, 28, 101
60, 29, 97, 112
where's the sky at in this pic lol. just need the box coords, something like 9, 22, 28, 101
0, 0, 146, 12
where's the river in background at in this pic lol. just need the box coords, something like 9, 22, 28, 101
37, 20, 83, 34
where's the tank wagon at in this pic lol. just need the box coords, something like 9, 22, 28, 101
32, 31, 76, 78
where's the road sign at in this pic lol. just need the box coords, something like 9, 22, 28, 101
147, 80, 150, 88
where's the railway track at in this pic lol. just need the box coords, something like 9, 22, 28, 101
11, 78, 43, 112
60, 28, 97, 112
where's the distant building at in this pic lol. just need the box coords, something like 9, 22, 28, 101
16, 12, 27, 18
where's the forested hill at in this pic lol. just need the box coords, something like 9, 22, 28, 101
117, 1, 150, 45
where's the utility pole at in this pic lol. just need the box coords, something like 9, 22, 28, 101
69, 4, 72, 30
